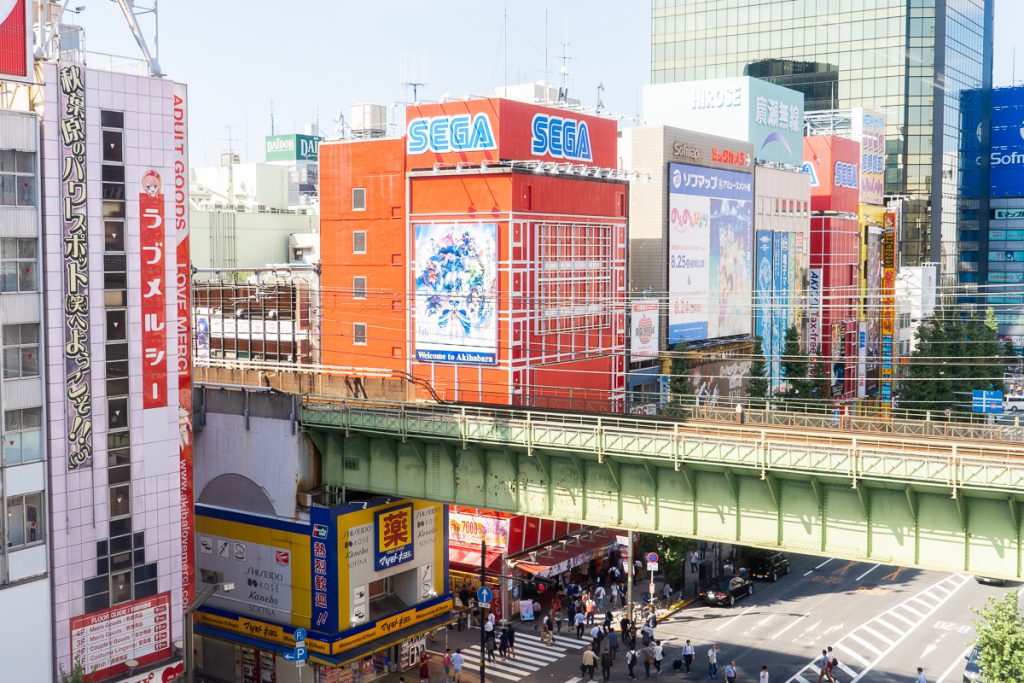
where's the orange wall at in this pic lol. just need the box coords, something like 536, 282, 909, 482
320, 138, 407, 370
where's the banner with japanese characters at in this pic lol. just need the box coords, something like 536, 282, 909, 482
58, 62, 93, 470
140, 172, 168, 408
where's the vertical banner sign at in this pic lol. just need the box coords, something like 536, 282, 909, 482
880, 213, 897, 406
773, 232, 790, 388
755, 230, 773, 373
59, 63, 93, 471
808, 269, 822, 356
140, 172, 167, 408
172, 83, 195, 607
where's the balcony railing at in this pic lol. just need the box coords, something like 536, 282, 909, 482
58, 50, 151, 77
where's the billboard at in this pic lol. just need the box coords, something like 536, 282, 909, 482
70, 593, 173, 681
880, 212, 898, 404
449, 512, 510, 549
804, 136, 861, 213
773, 231, 790, 385
990, 88, 1024, 198
668, 163, 753, 344
755, 230, 773, 362
643, 77, 805, 167
414, 223, 498, 364
808, 268, 822, 355
140, 171, 168, 409
405, 99, 617, 169
374, 502, 414, 571
0, 0, 31, 83
630, 299, 660, 362
266, 134, 321, 162
865, 226, 883, 394
691, 357, 753, 402
852, 108, 885, 205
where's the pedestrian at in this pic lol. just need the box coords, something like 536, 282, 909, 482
591, 624, 603, 642
556, 610, 565, 634
541, 624, 553, 646
451, 649, 464, 683
641, 642, 654, 679
815, 649, 834, 683
653, 640, 664, 673
916, 667, 927, 683
760, 665, 770, 683
595, 584, 607, 611
498, 626, 509, 659
620, 616, 631, 636
585, 597, 596, 625
725, 660, 738, 683
707, 644, 719, 680
419, 652, 431, 683
484, 613, 495, 641
443, 648, 453, 683
689, 550, 699, 573
626, 647, 638, 680
486, 635, 496, 662
640, 621, 653, 646
681, 640, 695, 673
544, 613, 554, 634
581, 647, 598, 681
601, 649, 614, 682
575, 610, 586, 639
610, 582, 620, 608
506, 623, 517, 659
459, 584, 470, 608
533, 600, 542, 630
608, 627, 619, 660
568, 600, 577, 624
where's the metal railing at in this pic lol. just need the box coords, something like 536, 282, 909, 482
58, 50, 150, 76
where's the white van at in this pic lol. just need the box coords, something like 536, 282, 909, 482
1004, 395, 1024, 412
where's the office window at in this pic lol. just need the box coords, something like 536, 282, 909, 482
102, 129, 124, 163
0, 150, 35, 207
353, 323, 367, 345
110, 570, 132, 605
2, 323, 38, 378
106, 309, 126, 342
109, 485, 130, 518
3, 407, 41, 465
352, 187, 366, 211
353, 276, 367, 300
353, 231, 367, 254
6, 493, 43, 549
1, 238, 37, 292
108, 397, 129, 431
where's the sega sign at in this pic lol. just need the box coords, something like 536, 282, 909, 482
407, 113, 496, 155
530, 114, 593, 161
834, 161, 858, 189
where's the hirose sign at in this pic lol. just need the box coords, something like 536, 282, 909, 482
405, 98, 616, 168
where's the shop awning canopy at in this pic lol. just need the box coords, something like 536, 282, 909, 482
510, 529, 621, 579
311, 612, 456, 668
449, 545, 504, 573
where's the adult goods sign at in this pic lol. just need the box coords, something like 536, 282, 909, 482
140, 171, 168, 408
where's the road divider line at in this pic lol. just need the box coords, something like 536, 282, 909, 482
714, 605, 756, 632
770, 613, 808, 640
814, 558, 834, 570
854, 563, 880, 581
936, 646, 974, 683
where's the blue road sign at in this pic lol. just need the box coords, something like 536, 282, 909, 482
645, 552, 659, 563
477, 587, 493, 604
294, 628, 307, 642
972, 390, 1004, 414
284, 645, 308, 662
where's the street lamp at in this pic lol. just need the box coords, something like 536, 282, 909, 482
182, 582, 235, 683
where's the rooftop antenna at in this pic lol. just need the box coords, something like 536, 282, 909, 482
270, 101, 275, 136
401, 53, 429, 105
596, 82, 605, 113
502, 0, 509, 97
558, 23, 574, 102
216, 125, 241, 201
112, 0, 162, 76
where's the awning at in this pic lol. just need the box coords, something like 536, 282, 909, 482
449, 545, 503, 573
510, 529, 620, 579
311, 612, 456, 668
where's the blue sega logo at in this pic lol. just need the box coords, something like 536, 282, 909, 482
834, 161, 858, 189
530, 114, 593, 161
407, 113, 496, 155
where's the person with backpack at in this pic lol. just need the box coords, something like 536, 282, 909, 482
600, 648, 614, 682
626, 647, 638, 680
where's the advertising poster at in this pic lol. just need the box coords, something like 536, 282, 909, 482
880, 212, 897, 404
70, 593, 173, 681
414, 223, 498, 364
852, 109, 886, 206
808, 269, 822, 356
772, 232, 790, 389
691, 357, 754, 402
755, 230, 773, 365
0, 0, 31, 83
449, 513, 510, 550
668, 163, 753, 344
140, 171, 168, 409
866, 228, 883, 394
630, 299, 660, 362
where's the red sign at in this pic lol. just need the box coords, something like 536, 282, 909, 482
405, 98, 617, 169
804, 136, 860, 214
0, 0, 30, 82
711, 147, 748, 167
70, 593, 173, 681
172, 83, 195, 607
140, 173, 167, 408
275, 550, 290, 565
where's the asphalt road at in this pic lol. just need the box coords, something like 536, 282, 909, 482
437, 554, 1018, 683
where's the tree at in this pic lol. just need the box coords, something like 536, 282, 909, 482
747, 337, 769, 405
780, 325, 808, 402
636, 533, 697, 587
668, 340, 692, 406
806, 357, 831, 411
972, 591, 1024, 682
60, 662, 94, 683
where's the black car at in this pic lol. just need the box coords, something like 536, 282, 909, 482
748, 552, 791, 581
699, 573, 754, 606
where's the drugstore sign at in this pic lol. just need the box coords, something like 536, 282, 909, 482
375, 503, 414, 570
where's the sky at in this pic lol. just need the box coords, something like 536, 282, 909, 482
70, 1, 1022, 168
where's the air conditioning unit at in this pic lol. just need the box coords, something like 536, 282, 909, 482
296, 492, 314, 509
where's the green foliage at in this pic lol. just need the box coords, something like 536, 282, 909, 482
747, 337, 769, 404
60, 662, 94, 683
901, 309, 1006, 415
780, 325, 808, 401
636, 533, 697, 586
972, 591, 1024, 682
806, 357, 831, 411
669, 340, 691, 404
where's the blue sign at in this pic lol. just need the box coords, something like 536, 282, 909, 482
477, 587, 493, 604
645, 552, 659, 563
773, 231, 790, 389
833, 161, 859, 189
800, 161, 820, 187
990, 88, 1024, 198
972, 390, 1004, 414
531, 114, 592, 161
749, 77, 805, 167
294, 628, 307, 642
755, 230, 773, 376
284, 645, 308, 662
407, 113, 496, 155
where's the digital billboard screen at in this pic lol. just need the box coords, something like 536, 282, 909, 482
668, 163, 753, 344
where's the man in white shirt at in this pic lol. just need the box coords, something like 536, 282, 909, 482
594, 585, 607, 611
707, 644, 719, 680
916, 667, 927, 683
681, 640, 695, 673
760, 665, 770, 683
725, 661, 738, 683
689, 550, 699, 573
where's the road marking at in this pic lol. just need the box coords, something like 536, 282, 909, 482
836, 662, 858, 679
714, 605, 756, 632
769, 613, 807, 640
858, 624, 889, 642
815, 558, 834, 570
791, 676, 811, 683
845, 632, 882, 655
935, 645, 974, 683
836, 643, 871, 666
564, 679, 582, 683
887, 610, 916, 626
854, 563, 880, 581
872, 617, 902, 635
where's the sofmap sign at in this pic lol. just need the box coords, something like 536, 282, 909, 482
990, 88, 1024, 198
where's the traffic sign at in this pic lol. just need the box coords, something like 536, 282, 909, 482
294, 628, 307, 642
646, 562, 659, 572
284, 645, 307, 662
972, 390, 1004, 414
645, 552, 658, 563
477, 586, 492, 606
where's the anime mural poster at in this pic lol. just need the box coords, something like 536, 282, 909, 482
709, 198, 753, 339
414, 223, 499, 365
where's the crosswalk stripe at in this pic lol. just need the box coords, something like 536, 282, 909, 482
887, 610, 916, 626
549, 634, 588, 648
512, 636, 570, 653
859, 624, 891, 643
461, 650, 541, 675
791, 675, 811, 683
900, 604, 924, 617
503, 644, 564, 661
837, 662, 859, 679
564, 679, 582, 683
836, 643, 870, 666
846, 633, 882, 655
465, 645, 557, 666
872, 617, 903, 635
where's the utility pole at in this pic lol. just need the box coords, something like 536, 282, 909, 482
625, 530, 634, 625
480, 540, 487, 683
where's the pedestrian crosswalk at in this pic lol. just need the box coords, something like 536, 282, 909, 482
785, 573, 971, 683
460, 630, 588, 682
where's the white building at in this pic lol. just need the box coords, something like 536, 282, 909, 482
895, 263, 939, 358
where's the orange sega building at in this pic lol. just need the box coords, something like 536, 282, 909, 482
321, 98, 628, 410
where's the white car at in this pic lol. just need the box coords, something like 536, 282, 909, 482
1004, 395, 1024, 412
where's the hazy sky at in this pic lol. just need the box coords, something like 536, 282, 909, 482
70, 1, 1022, 167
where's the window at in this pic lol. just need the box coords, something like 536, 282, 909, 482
110, 570, 132, 604
108, 397, 129, 430
0, 150, 35, 207
2, 324, 38, 378
109, 485, 130, 518
6, 493, 42, 549
106, 310, 126, 341
352, 188, 366, 211
4, 407, 41, 465
1, 238, 37, 292
353, 323, 367, 345
102, 129, 124, 163
353, 231, 367, 254
353, 276, 367, 300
